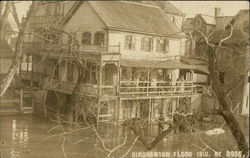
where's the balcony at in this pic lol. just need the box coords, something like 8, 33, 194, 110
79, 45, 120, 62
23, 42, 120, 61
120, 81, 210, 97
43, 80, 117, 96
19, 70, 43, 83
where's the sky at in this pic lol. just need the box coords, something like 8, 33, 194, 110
171, 1, 249, 17
7, 1, 250, 31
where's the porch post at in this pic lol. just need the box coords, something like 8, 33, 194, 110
147, 68, 150, 96
97, 62, 103, 124
191, 69, 194, 93
20, 88, 23, 113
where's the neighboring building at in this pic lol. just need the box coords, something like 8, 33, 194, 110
0, 20, 16, 75
183, 9, 249, 116
0, 21, 22, 115
20, 1, 210, 123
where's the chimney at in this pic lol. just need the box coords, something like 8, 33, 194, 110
215, 8, 221, 17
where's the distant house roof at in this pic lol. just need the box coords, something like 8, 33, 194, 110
209, 28, 249, 44
200, 14, 216, 25
182, 18, 194, 29
215, 16, 233, 30
0, 40, 14, 58
61, 1, 182, 36
154, 1, 184, 15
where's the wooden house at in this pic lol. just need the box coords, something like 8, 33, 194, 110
20, 1, 210, 123
184, 9, 249, 116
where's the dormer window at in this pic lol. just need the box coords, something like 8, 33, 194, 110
124, 35, 136, 50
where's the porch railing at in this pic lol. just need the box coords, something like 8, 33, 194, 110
120, 81, 193, 95
79, 44, 120, 54
120, 81, 210, 95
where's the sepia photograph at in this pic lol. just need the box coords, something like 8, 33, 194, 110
0, 1, 249, 158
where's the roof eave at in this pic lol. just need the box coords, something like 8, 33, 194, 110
106, 26, 186, 38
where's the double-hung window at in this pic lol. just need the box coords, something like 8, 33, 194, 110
124, 35, 136, 50
94, 32, 104, 46
81, 31, 91, 45
141, 37, 153, 52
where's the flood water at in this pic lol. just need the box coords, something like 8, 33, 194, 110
0, 115, 247, 158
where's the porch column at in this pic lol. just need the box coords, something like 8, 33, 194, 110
97, 63, 103, 124
20, 88, 23, 112
191, 69, 194, 93
147, 68, 150, 96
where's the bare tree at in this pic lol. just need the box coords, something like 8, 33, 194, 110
0, 2, 40, 97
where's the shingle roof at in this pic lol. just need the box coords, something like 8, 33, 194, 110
154, 1, 183, 15
89, 1, 180, 35
62, 1, 181, 36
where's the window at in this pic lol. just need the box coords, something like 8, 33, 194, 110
219, 72, 225, 84
124, 35, 136, 50
82, 63, 97, 84
141, 37, 153, 52
156, 38, 169, 53
81, 32, 91, 45
67, 62, 74, 82
94, 32, 104, 46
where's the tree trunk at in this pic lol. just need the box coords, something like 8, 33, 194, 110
207, 46, 249, 156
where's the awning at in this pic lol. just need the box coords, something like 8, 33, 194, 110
121, 58, 209, 74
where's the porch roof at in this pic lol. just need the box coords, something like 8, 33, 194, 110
120, 58, 209, 74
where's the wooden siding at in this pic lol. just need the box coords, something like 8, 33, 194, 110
63, 2, 106, 45
108, 30, 185, 60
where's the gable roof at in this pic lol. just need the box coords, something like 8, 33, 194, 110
61, 1, 181, 36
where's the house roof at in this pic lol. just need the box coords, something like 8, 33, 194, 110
182, 18, 194, 29
121, 58, 193, 69
154, 1, 184, 15
215, 16, 233, 30
121, 58, 209, 74
209, 28, 249, 44
200, 14, 216, 25
0, 40, 14, 58
62, 1, 181, 36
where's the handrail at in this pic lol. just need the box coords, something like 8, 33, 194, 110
120, 80, 208, 95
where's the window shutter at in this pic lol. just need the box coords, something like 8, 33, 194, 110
94, 33, 98, 45
163, 39, 166, 52
141, 38, 145, 51
124, 35, 129, 49
150, 38, 154, 51
165, 38, 169, 52
99, 32, 104, 46
131, 36, 136, 50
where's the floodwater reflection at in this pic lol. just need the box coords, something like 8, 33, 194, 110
0, 115, 243, 158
